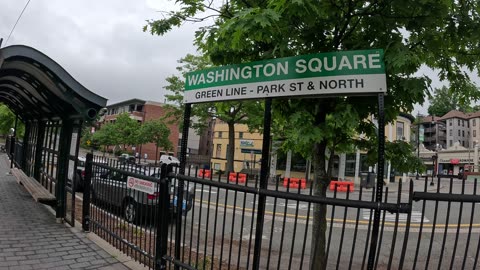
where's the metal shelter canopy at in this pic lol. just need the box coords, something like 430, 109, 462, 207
0, 44, 107, 120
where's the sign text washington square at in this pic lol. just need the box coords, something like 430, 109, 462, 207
184, 49, 386, 103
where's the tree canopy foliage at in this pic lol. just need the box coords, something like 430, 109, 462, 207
88, 113, 172, 160
428, 85, 480, 116
163, 54, 262, 172
145, 1, 480, 268
0, 105, 25, 138
138, 119, 172, 165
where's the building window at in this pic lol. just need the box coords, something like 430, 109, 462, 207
463, 120, 465, 127
449, 129, 452, 136
474, 130, 477, 137
458, 119, 461, 125
474, 119, 477, 126
463, 130, 465, 137
216, 144, 222, 158
449, 119, 452, 126
218, 131, 223, 138
239, 132, 244, 139
458, 130, 461, 136
462, 141, 465, 147
396, 122, 404, 140
449, 140, 453, 147
344, 154, 356, 177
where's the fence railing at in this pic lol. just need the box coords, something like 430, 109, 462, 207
82, 154, 480, 270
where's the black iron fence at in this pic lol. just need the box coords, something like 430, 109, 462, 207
82, 154, 480, 270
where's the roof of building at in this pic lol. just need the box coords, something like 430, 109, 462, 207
468, 111, 480, 119
399, 112, 415, 122
438, 110, 469, 120
106, 98, 146, 108
419, 115, 443, 124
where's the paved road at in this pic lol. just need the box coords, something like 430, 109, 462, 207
174, 177, 480, 269
0, 154, 131, 270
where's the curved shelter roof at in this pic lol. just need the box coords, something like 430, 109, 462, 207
0, 44, 107, 121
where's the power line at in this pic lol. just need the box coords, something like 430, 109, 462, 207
5, 0, 32, 46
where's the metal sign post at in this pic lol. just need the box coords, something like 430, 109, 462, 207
367, 93, 385, 269
252, 98, 272, 269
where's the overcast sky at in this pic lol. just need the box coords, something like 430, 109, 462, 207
0, 0, 203, 105
2, 1, 479, 115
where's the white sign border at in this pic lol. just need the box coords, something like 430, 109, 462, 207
184, 74, 386, 103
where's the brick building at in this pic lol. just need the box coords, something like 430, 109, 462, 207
101, 99, 214, 165
102, 99, 180, 162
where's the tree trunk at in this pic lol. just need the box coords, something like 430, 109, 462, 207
310, 140, 329, 270
226, 121, 235, 173
155, 144, 159, 166
310, 105, 329, 270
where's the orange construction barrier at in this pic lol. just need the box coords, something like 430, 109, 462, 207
283, 177, 307, 189
329, 180, 354, 192
229, 172, 247, 183
198, 169, 211, 178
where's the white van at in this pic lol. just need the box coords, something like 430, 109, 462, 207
159, 155, 180, 165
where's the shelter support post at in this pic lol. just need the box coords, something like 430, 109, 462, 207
10, 114, 18, 169
55, 120, 73, 220
33, 121, 45, 180
82, 153, 93, 231
21, 121, 31, 171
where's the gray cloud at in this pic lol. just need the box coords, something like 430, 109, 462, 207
0, 0, 199, 104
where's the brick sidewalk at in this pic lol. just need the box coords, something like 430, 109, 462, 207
0, 155, 130, 270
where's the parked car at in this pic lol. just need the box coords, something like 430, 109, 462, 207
118, 153, 136, 164
91, 166, 194, 223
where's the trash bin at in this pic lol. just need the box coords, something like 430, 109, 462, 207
360, 172, 376, 188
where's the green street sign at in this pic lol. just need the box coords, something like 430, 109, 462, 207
184, 49, 386, 103
419, 126, 424, 142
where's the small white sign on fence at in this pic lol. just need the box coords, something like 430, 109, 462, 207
127, 177, 155, 195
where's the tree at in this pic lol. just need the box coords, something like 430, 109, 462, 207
163, 54, 261, 172
137, 119, 173, 166
146, 1, 480, 268
113, 113, 141, 150
0, 105, 25, 138
428, 85, 479, 116
92, 123, 118, 155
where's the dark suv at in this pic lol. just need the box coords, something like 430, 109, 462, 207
91, 166, 194, 223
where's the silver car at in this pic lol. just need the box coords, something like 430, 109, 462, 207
91, 166, 194, 223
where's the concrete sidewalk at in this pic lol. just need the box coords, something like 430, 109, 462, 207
0, 154, 140, 270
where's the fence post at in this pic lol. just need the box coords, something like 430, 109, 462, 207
82, 153, 93, 232
173, 103, 191, 270
155, 163, 170, 270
